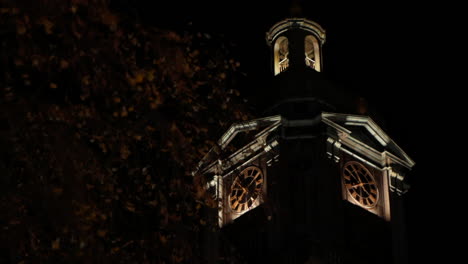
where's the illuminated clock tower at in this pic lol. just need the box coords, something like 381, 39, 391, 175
194, 18, 414, 264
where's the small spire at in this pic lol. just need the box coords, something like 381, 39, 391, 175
289, 0, 303, 17
357, 97, 368, 114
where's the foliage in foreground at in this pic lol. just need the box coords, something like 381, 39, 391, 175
0, 0, 251, 262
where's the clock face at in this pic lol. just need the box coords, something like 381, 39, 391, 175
229, 166, 264, 213
342, 161, 379, 208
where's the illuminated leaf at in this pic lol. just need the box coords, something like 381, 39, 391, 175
39, 17, 54, 34
14, 59, 23, 66
52, 187, 63, 195
146, 71, 155, 81
81, 76, 90, 85
101, 11, 119, 31
159, 234, 167, 244
134, 72, 145, 84
9, 219, 20, 225
52, 238, 60, 250
16, 23, 26, 35
120, 144, 130, 159
99, 143, 107, 153
97, 229, 107, 237
60, 59, 69, 69
125, 202, 135, 212
121, 106, 128, 117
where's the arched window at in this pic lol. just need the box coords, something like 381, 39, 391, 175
305, 35, 321, 72
274, 36, 289, 75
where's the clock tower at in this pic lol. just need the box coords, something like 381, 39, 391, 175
194, 18, 414, 264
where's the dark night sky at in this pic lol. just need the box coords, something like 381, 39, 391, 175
125, 0, 446, 261
130, 0, 433, 148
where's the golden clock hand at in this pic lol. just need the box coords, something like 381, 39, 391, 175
351, 183, 366, 188
240, 186, 248, 193
238, 189, 247, 200
235, 181, 248, 191
246, 172, 260, 189
354, 184, 373, 197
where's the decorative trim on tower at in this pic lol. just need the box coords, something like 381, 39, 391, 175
266, 18, 326, 46
322, 111, 415, 219
192, 116, 281, 227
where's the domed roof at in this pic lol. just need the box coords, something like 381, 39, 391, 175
266, 18, 326, 46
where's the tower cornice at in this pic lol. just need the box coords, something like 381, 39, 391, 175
266, 18, 326, 46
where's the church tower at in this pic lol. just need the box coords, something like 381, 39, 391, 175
194, 18, 415, 264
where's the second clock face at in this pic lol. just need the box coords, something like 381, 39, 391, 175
342, 161, 379, 208
229, 166, 263, 213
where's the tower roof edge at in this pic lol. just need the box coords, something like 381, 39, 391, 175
266, 18, 326, 46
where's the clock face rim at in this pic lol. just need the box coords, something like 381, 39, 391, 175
342, 161, 379, 208
228, 165, 264, 214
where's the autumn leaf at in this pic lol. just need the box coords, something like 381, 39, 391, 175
52, 187, 63, 195
9, 219, 20, 225
99, 143, 107, 153
111, 247, 120, 254
14, 59, 23, 66
146, 70, 155, 81
169, 213, 181, 222
159, 234, 167, 244
134, 72, 145, 84
147, 200, 158, 207
81, 75, 90, 85
39, 17, 54, 34
97, 229, 107, 237
16, 24, 26, 35
60, 59, 69, 69
125, 202, 135, 212
52, 238, 60, 250
121, 106, 128, 117
101, 11, 119, 31
145, 125, 156, 132
150, 101, 159, 109
120, 144, 130, 159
